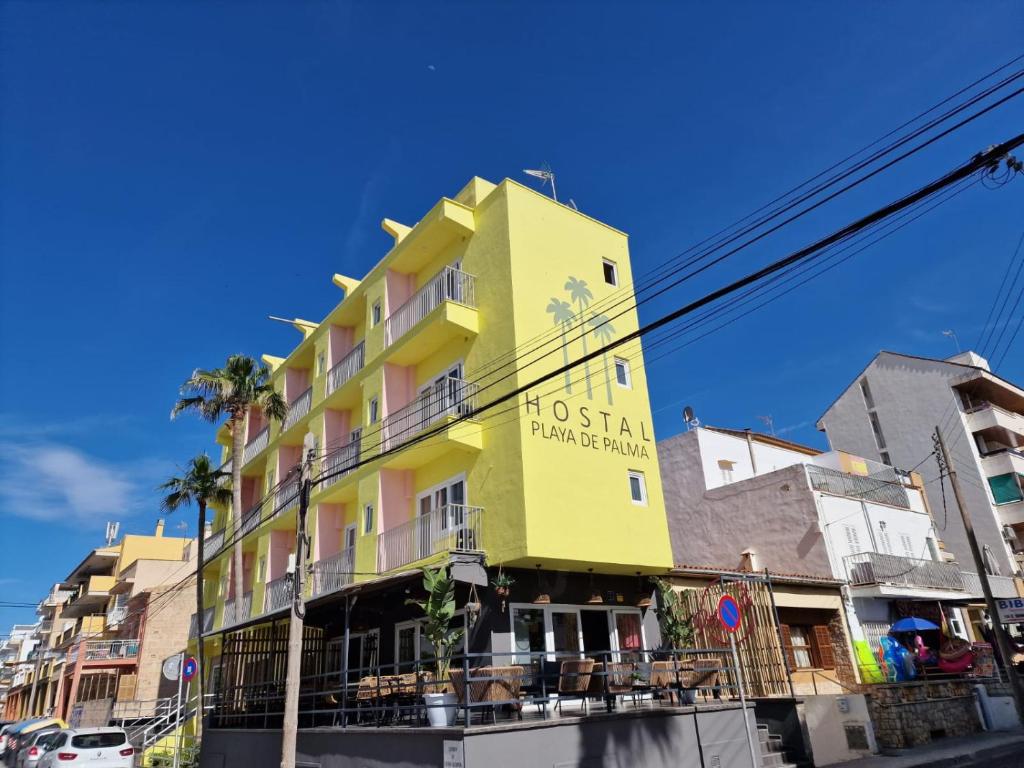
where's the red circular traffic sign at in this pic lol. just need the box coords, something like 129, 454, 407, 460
717, 594, 742, 634
182, 656, 198, 681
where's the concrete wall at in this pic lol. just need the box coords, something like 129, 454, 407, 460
818, 352, 1012, 575
802, 694, 877, 765
659, 432, 831, 575
200, 705, 759, 768
133, 579, 196, 702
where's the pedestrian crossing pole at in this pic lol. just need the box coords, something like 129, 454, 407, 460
280, 433, 315, 768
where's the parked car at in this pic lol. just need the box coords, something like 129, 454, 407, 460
5, 721, 65, 768
36, 729, 134, 768
13, 730, 61, 768
0, 724, 16, 757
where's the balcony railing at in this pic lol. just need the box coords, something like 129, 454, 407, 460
189, 607, 214, 639
381, 376, 478, 452
384, 266, 476, 347
263, 576, 292, 614
82, 639, 140, 662
377, 504, 483, 572
845, 551, 965, 592
283, 387, 313, 431
311, 547, 355, 597
202, 529, 226, 562
223, 592, 253, 627
327, 342, 365, 395
275, 477, 301, 515
243, 426, 270, 464
807, 465, 910, 509
321, 438, 360, 488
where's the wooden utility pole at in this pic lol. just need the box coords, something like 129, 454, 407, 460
280, 433, 314, 768
934, 426, 1024, 724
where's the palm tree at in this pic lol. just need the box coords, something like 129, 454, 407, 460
564, 277, 594, 399
545, 298, 575, 394
159, 453, 231, 733
172, 355, 287, 624
588, 313, 617, 405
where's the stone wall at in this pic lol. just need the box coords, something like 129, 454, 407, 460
134, 577, 196, 702
865, 680, 980, 750
827, 612, 859, 691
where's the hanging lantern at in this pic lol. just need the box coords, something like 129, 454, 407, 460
532, 563, 550, 604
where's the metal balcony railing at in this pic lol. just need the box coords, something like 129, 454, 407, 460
327, 341, 365, 395
263, 577, 292, 614
377, 504, 483, 572
311, 547, 356, 597
283, 386, 313, 431
807, 464, 910, 509
82, 638, 140, 661
188, 607, 215, 639
384, 266, 476, 347
223, 592, 253, 627
243, 426, 270, 463
845, 551, 965, 592
381, 376, 478, 452
275, 478, 301, 515
202, 529, 226, 562
321, 438, 360, 488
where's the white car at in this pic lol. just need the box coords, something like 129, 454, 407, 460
36, 730, 134, 768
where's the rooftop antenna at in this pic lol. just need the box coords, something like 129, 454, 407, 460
523, 165, 557, 202
268, 315, 318, 329
104, 521, 120, 546
942, 329, 961, 354
756, 415, 775, 436
682, 406, 700, 431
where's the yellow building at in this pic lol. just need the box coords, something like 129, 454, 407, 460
196, 177, 673, 690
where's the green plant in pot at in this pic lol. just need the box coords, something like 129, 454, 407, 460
652, 578, 698, 703
490, 571, 515, 612
407, 566, 465, 726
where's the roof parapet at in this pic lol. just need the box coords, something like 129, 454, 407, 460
261, 354, 285, 372
381, 218, 412, 244
332, 273, 361, 298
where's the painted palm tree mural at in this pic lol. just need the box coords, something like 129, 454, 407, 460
546, 298, 574, 394
547, 276, 618, 404
564, 276, 594, 399
588, 312, 616, 404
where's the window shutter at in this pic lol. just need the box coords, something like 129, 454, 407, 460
780, 624, 797, 670
812, 625, 836, 669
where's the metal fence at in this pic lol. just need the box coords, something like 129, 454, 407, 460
82, 638, 140, 661
845, 551, 965, 591
321, 438, 360, 488
327, 342, 365, 395
806, 464, 910, 508
209, 645, 740, 731
384, 265, 476, 347
377, 504, 483, 572
311, 547, 355, 597
263, 577, 292, 614
283, 387, 313, 431
380, 376, 478, 451
243, 426, 270, 463
223, 592, 253, 628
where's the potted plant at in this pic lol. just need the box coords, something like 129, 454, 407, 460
653, 578, 698, 704
491, 571, 515, 612
407, 566, 465, 727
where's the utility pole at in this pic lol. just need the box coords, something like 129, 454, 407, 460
280, 433, 314, 768
27, 644, 43, 716
934, 426, 1024, 723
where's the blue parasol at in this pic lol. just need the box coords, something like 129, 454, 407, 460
890, 617, 940, 633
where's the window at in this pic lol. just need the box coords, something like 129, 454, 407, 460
879, 451, 892, 466
868, 411, 887, 451
363, 504, 374, 534
512, 608, 545, 664
788, 626, 814, 668
718, 459, 735, 485
602, 259, 618, 286
368, 397, 379, 424
71, 733, 126, 749
371, 300, 382, 326
859, 378, 875, 410
613, 357, 631, 388
628, 471, 648, 505
551, 610, 581, 654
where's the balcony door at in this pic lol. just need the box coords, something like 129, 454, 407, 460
417, 362, 464, 430
416, 475, 467, 559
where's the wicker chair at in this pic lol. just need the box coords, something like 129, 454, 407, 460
556, 659, 595, 713
449, 666, 526, 723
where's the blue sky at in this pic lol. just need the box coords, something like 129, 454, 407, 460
1, 1, 1022, 624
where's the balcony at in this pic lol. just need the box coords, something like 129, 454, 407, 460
995, 499, 1024, 526
202, 529, 227, 562
69, 638, 140, 665
980, 448, 1024, 479
383, 266, 478, 366
965, 402, 1024, 439
807, 465, 910, 509
377, 504, 483, 573
958, 570, 1019, 599
274, 477, 301, 516
222, 592, 253, 628
189, 607, 214, 639
326, 342, 365, 398
62, 575, 117, 618
243, 426, 270, 464
311, 547, 355, 597
263, 576, 292, 614
283, 386, 313, 433
845, 551, 966, 594
319, 438, 361, 491
381, 376, 479, 456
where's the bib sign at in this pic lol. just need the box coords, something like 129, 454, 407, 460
995, 597, 1024, 624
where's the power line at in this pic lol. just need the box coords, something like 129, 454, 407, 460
978, 228, 1024, 359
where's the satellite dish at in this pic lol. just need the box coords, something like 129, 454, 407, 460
683, 406, 694, 423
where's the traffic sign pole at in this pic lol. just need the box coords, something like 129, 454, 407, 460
173, 653, 184, 768
718, 593, 759, 768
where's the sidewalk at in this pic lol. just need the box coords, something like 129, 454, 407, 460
834, 728, 1024, 768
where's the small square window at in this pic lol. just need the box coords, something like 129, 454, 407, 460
602, 259, 618, 286
368, 397, 379, 424
614, 357, 631, 388
316, 351, 326, 377
628, 471, 647, 505
372, 300, 382, 326
364, 504, 374, 534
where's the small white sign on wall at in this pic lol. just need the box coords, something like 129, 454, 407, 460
443, 740, 465, 768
